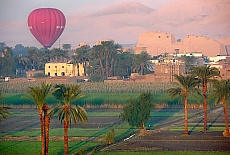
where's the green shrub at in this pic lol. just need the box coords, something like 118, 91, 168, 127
105, 128, 115, 145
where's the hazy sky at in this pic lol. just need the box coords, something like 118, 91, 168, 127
0, 0, 176, 47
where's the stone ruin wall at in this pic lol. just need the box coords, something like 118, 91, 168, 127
135, 32, 230, 57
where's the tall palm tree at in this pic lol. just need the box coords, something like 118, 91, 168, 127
26, 48, 37, 70
52, 84, 87, 155
90, 44, 105, 75
72, 45, 90, 76
190, 65, 221, 132
167, 75, 200, 135
24, 82, 56, 155
132, 51, 151, 75
209, 79, 230, 137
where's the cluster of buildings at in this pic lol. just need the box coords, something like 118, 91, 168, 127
23, 31, 230, 83
125, 31, 230, 82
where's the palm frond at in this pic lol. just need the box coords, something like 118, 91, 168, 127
0, 106, 12, 122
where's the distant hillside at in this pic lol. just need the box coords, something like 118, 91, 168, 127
64, 0, 230, 46
94, 2, 155, 15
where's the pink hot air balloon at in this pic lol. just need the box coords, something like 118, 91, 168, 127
28, 8, 66, 49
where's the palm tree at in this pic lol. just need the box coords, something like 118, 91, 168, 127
209, 79, 230, 137
24, 82, 56, 155
50, 48, 69, 63
90, 44, 105, 75
26, 48, 37, 70
181, 55, 195, 74
0, 91, 12, 123
72, 45, 90, 76
190, 65, 221, 132
132, 51, 151, 75
52, 84, 87, 155
0, 106, 12, 122
167, 75, 200, 135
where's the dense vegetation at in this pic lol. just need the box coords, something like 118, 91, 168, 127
0, 41, 153, 80
0, 82, 210, 108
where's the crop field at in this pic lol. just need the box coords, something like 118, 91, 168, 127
0, 108, 136, 154
1, 81, 216, 108
0, 106, 229, 154
0, 82, 175, 94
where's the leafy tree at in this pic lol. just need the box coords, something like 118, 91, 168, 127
24, 82, 57, 155
209, 79, 230, 137
190, 65, 221, 132
26, 47, 39, 70
116, 52, 133, 78
120, 92, 152, 129
132, 51, 151, 75
167, 75, 200, 135
52, 84, 87, 155
0, 46, 15, 77
13, 44, 29, 57
35, 50, 48, 70
14, 54, 28, 77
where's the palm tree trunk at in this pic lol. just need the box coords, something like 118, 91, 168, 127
223, 99, 230, 136
184, 95, 189, 135
99, 58, 104, 75
64, 120, 69, 155
39, 110, 45, 155
45, 117, 50, 155
42, 103, 49, 155
203, 84, 207, 132
83, 61, 87, 76
106, 55, 109, 77
141, 121, 145, 130
110, 58, 114, 77
140, 64, 144, 75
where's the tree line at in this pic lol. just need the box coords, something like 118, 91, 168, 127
0, 41, 153, 80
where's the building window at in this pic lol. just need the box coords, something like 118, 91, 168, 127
55, 66, 57, 68
166, 36, 169, 38
48, 72, 50, 76
62, 66, 64, 68
61, 72, 65, 76
48, 66, 50, 68
55, 73, 57, 76
158, 36, 161, 38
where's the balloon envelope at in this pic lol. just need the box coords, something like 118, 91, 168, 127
28, 8, 66, 48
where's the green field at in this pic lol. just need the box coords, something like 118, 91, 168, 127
0, 82, 229, 154
1, 107, 229, 154
1, 93, 209, 108
0, 108, 138, 154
